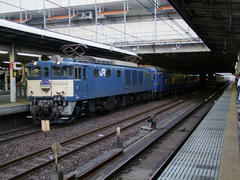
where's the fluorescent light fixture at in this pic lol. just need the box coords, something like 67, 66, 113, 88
0, 50, 8, 54
17, 52, 41, 57
3, 61, 21, 64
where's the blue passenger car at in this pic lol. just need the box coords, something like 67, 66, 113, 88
149, 67, 199, 98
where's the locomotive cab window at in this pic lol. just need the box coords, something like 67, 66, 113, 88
52, 66, 73, 77
28, 67, 41, 77
43, 68, 49, 77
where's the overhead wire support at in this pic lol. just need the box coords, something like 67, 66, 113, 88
123, 0, 127, 42
46, 0, 69, 11
44, 0, 119, 43
148, 0, 193, 39
19, 0, 22, 23
135, 0, 188, 40
100, 22, 144, 42
0, 0, 41, 16
43, 0, 46, 29
68, 0, 71, 35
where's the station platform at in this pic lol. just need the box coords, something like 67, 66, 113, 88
159, 83, 240, 179
0, 94, 29, 116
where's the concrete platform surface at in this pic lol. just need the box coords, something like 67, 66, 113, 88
159, 84, 240, 180
0, 95, 29, 116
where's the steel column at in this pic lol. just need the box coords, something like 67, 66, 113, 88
43, 0, 46, 29
19, 0, 22, 23
95, 0, 98, 42
4, 68, 8, 91
9, 44, 16, 102
22, 63, 26, 86
123, 0, 127, 42
68, 0, 71, 35
154, 0, 157, 40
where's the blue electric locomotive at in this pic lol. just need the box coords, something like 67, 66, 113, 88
27, 56, 154, 124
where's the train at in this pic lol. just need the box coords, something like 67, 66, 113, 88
27, 56, 200, 125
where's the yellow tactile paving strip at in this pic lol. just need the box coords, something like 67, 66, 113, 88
219, 85, 240, 180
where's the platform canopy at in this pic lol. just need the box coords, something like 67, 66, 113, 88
0, 19, 137, 60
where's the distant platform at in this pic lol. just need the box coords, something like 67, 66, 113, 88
159, 83, 240, 179
0, 95, 29, 116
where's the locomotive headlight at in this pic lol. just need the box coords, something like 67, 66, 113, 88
56, 60, 61, 65
32, 60, 38, 66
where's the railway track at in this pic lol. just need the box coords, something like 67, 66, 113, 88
0, 92, 197, 145
0, 93, 197, 179
72, 84, 226, 180
0, 126, 40, 144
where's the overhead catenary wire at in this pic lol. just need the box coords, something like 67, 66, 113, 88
148, 0, 194, 39
0, 0, 42, 17
45, 0, 143, 42
0, 0, 120, 43
135, 0, 189, 39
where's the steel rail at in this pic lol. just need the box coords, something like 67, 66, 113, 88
94, 84, 227, 180
0, 95, 193, 179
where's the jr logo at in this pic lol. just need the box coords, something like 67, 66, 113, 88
99, 69, 106, 77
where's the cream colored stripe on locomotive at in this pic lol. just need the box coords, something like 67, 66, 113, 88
27, 80, 74, 97
51, 80, 73, 96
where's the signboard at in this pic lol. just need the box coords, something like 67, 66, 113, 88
41, 120, 50, 132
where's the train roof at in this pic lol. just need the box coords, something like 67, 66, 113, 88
28, 56, 148, 70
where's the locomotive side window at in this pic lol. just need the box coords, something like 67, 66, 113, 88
28, 67, 41, 77
151, 72, 154, 80
132, 70, 137, 85
94, 69, 99, 77
43, 68, 49, 77
75, 68, 81, 79
106, 69, 111, 77
125, 70, 131, 85
117, 70, 121, 77
139, 71, 143, 85
52, 66, 73, 77
83, 68, 86, 80
144, 71, 149, 78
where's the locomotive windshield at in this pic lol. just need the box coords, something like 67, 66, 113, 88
28, 67, 41, 77
52, 66, 73, 77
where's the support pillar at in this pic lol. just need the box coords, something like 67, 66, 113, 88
9, 44, 16, 102
4, 68, 8, 91
43, 0, 46, 29
22, 63, 26, 96
95, 0, 98, 42
154, 0, 157, 40
22, 63, 26, 85
68, 0, 71, 35
123, 0, 127, 42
